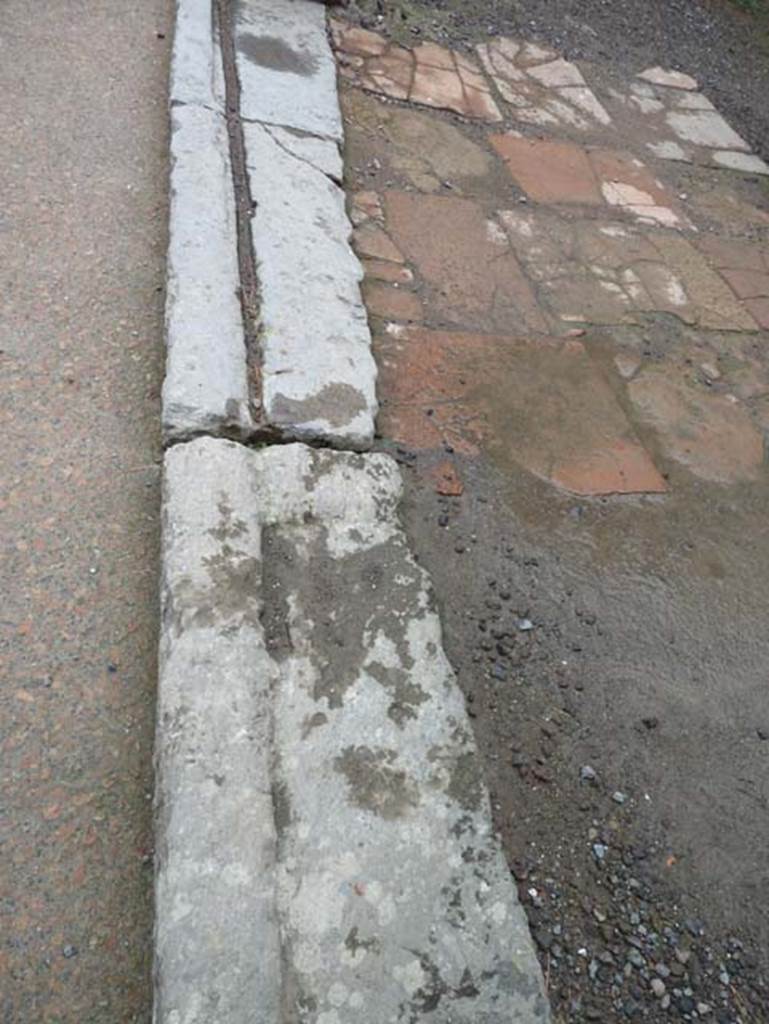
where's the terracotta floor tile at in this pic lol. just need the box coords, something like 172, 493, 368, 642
477, 36, 611, 131
491, 136, 603, 205
362, 259, 414, 285
353, 223, 405, 264
745, 298, 769, 329
384, 191, 548, 334
720, 269, 769, 300
492, 136, 684, 226
342, 91, 495, 195
376, 327, 666, 495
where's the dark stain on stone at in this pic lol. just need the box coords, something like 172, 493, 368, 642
399, 953, 480, 1022
259, 524, 425, 710
334, 745, 419, 819
427, 745, 483, 812
271, 382, 368, 430
367, 660, 429, 727
345, 926, 382, 958
481, 961, 551, 1018
166, 549, 261, 637
301, 711, 328, 739
445, 750, 484, 812
208, 495, 248, 543
165, 498, 261, 637
238, 33, 319, 77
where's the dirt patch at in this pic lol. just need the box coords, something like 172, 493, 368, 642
397, 453, 769, 1023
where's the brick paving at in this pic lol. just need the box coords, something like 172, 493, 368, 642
334, 19, 769, 496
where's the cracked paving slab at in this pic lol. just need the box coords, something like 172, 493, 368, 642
498, 207, 759, 331
155, 437, 550, 1023
243, 120, 377, 448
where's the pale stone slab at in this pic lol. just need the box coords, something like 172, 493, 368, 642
170, 0, 223, 109
666, 109, 750, 151
638, 66, 698, 90
244, 122, 377, 448
163, 104, 254, 442
235, 0, 343, 141
156, 437, 551, 1023
712, 150, 769, 176
647, 139, 690, 162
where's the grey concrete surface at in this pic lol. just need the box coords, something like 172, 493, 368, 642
156, 438, 549, 1022
0, 1, 172, 1020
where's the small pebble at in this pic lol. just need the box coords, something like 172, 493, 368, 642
650, 978, 666, 997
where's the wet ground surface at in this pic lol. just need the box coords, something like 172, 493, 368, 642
335, 4, 769, 1022
0, 1, 171, 1020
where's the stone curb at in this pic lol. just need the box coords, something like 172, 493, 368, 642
154, 437, 550, 1023
163, 0, 253, 442
161, 0, 377, 448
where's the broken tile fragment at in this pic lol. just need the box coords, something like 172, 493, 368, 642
666, 109, 750, 152
638, 67, 698, 91
333, 21, 501, 121
477, 36, 611, 130
607, 80, 765, 173
427, 460, 464, 496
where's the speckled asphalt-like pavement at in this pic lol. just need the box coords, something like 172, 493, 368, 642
0, 2, 171, 1019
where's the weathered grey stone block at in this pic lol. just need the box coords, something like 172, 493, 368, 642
163, 104, 254, 442
155, 438, 550, 1023
244, 121, 377, 449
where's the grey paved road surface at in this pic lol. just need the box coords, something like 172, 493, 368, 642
0, 2, 171, 1019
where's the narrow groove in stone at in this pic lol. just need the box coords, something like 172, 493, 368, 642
214, 0, 263, 420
